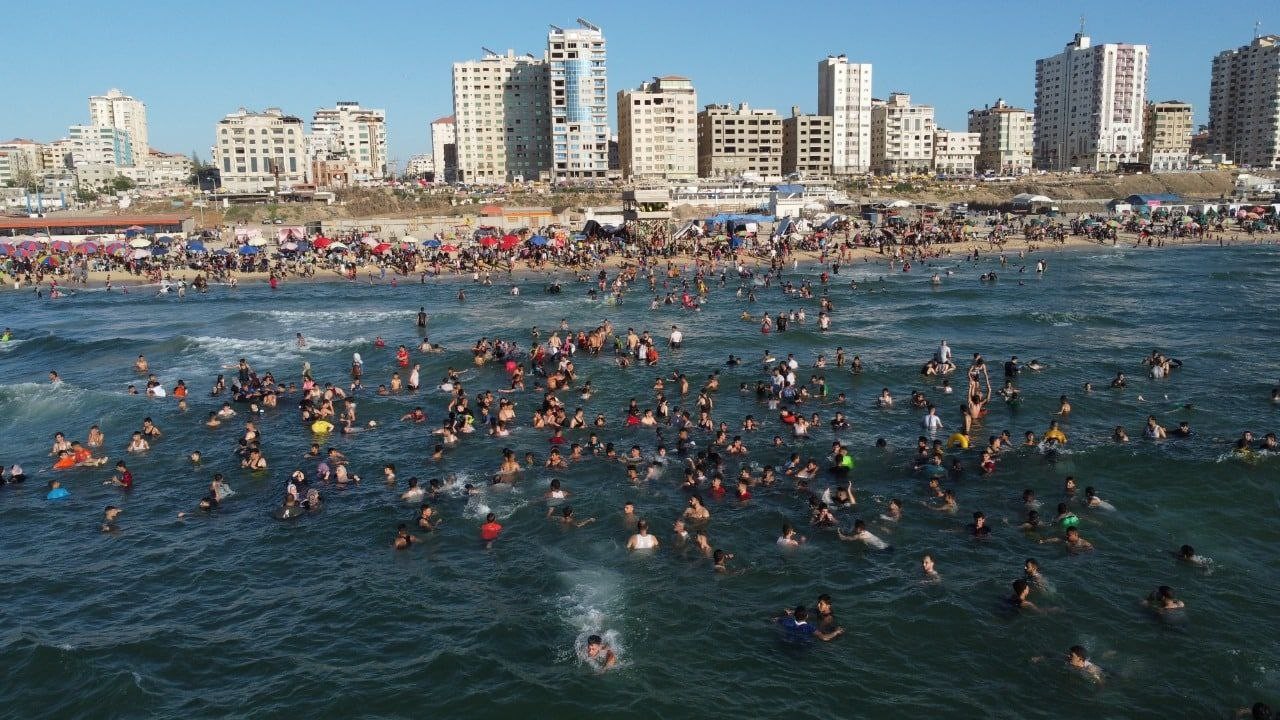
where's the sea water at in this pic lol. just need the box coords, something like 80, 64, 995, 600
1, 244, 1278, 718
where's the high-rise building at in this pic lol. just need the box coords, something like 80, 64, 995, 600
696, 103, 783, 179
818, 55, 873, 174
1209, 35, 1280, 170
548, 19, 608, 181
213, 108, 307, 193
1034, 32, 1148, 171
871, 93, 936, 175
430, 115, 457, 182
452, 49, 551, 183
88, 89, 147, 167
781, 107, 833, 179
68, 125, 134, 168
310, 101, 388, 181
617, 76, 698, 181
967, 98, 1035, 173
1142, 101, 1193, 171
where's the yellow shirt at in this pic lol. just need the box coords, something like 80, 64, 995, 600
1044, 428, 1067, 444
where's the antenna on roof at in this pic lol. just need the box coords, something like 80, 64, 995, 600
1255, 20, 1262, 40
482, 46, 499, 56
576, 18, 600, 32
1079, 15, 1086, 35
549, 24, 563, 32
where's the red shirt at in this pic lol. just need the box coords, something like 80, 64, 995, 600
480, 522, 502, 541
119, 471, 133, 489
710, 485, 726, 498
737, 488, 752, 500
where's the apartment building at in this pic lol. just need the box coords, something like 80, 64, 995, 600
430, 115, 457, 182
68, 125, 134, 168
0, 139, 43, 187
617, 76, 698, 181
548, 20, 609, 181
213, 108, 307, 193
1142, 101, 1193, 171
452, 49, 551, 183
781, 107, 833, 179
967, 98, 1035, 173
1034, 32, 1148, 171
932, 129, 980, 175
310, 101, 388, 182
817, 55, 873, 174
89, 88, 147, 167
1209, 35, 1280, 169
696, 103, 783, 179
870, 93, 936, 175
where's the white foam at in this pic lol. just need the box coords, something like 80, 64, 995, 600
559, 568, 626, 670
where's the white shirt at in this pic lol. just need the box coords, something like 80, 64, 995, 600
923, 413, 943, 431
670, 330, 683, 344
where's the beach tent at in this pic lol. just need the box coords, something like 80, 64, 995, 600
129, 238, 151, 248
186, 240, 206, 253
237, 245, 259, 255
529, 235, 549, 246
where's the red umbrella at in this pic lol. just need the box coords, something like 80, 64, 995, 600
313, 237, 333, 249
372, 243, 392, 254
480, 236, 499, 247
440, 244, 458, 252
499, 237, 519, 251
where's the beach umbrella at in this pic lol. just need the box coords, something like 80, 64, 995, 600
480, 236, 500, 247
41, 256, 59, 267
280, 242, 299, 252
0, 243, 14, 256
328, 242, 349, 251
400, 236, 418, 245
312, 237, 332, 249
247, 235, 268, 247
424, 239, 441, 248
212, 249, 232, 256
294, 240, 311, 253
126, 225, 145, 232
129, 238, 151, 248
18, 240, 40, 251
529, 235, 549, 246
372, 242, 392, 254
499, 236, 520, 251
440, 244, 458, 252
398, 241, 415, 251
49, 240, 72, 252
360, 236, 379, 248
238, 245, 259, 255
154, 235, 174, 245
186, 240, 206, 253
103, 241, 126, 255
75, 242, 99, 254
130, 248, 150, 260
151, 246, 167, 256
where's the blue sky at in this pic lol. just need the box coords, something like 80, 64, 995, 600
3, 0, 1277, 167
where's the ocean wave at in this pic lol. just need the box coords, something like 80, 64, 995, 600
233, 309, 413, 325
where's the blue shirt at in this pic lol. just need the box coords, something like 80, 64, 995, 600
47, 488, 70, 500
776, 617, 817, 642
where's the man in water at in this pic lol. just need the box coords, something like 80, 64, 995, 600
101, 506, 121, 532
584, 634, 617, 671
773, 605, 844, 642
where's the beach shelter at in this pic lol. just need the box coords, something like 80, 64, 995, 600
238, 245, 259, 255
129, 238, 151, 248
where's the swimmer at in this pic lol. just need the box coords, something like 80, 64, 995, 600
774, 605, 844, 642
393, 523, 419, 550
836, 519, 890, 550
626, 519, 659, 550
100, 505, 122, 533
1175, 544, 1212, 569
1144, 585, 1186, 611
584, 634, 617, 671
921, 554, 940, 580
1083, 486, 1115, 511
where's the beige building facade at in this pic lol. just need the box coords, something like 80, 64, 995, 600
617, 76, 697, 181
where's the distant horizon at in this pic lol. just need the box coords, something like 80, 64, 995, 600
1, 0, 1276, 167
